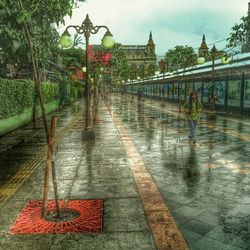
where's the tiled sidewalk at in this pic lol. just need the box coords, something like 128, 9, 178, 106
111, 94, 250, 250
1, 95, 250, 250
0, 100, 157, 250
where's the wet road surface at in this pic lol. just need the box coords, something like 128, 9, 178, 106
0, 95, 249, 249
111, 94, 250, 249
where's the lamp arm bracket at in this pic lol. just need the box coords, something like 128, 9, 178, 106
65, 25, 85, 34
90, 25, 109, 35
65, 25, 110, 37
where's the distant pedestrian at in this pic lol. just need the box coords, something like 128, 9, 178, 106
183, 91, 202, 145
103, 87, 109, 102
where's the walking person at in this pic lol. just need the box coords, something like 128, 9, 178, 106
183, 91, 202, 145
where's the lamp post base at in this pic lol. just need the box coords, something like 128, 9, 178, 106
82, 128, 95, 140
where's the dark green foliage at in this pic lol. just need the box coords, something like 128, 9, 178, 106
0, 78, 34, 118
227, 15, 250, 49
41, 82, 59, 104
0, 0, 87, 70
71, 82, 83, 98
58, 47, 85, 68
0, 78, 63, 119
164, 45, 197, 72
59, 80, 69, 105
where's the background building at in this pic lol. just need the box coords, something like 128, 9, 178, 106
198, 34, 225, 60
120, 31, 157, 69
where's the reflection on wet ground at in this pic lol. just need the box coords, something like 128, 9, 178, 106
0, 96, 249, 249
0, 102, 81, 201
112, 95, 250, 249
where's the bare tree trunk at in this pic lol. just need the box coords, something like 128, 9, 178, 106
17, 0, 49, 142
41, 116, 58, 219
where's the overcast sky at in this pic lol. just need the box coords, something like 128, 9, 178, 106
59, 0, 249, 59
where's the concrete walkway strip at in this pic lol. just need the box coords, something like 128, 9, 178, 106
109, 109, 189, 250
0, 108, 83, 206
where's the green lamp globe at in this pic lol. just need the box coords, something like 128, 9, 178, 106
197, 57, 205, 65
221, 56, 231, 64
60, 30, 73, 48
101, 31, 115, 49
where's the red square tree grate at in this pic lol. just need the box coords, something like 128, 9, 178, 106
9, 200, 103, 235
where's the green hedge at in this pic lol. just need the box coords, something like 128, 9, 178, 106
0, 79, 35, 119
0, 78, 83, 120
0, 78, 62, 119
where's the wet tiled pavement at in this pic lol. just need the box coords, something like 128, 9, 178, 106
111, 95, 250, 250
0, 96, 250, 249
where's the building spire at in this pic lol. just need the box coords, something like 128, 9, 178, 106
147, 31, 155, 46
202, 34, 206, 43
198, 34, 209, 58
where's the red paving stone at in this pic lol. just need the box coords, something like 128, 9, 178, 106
109, 111, 189, 250
9, 200, 103, 235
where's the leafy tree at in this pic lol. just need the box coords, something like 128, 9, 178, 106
58, 47, 85, 68
147, 63, 157, 76
164, 45, 197, 72
0, 0, 86, 70
109, 43, 128, 80
72, 33, 85, 48
227, 15, 250, 51
0, 0, 86, 141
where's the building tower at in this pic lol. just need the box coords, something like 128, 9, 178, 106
198, 34, 209, 59
146, 31, 156, 56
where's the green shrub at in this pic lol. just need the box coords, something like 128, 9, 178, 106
0, 79, 35, 119
41, 82, 59, 103
0, 78, 80, 119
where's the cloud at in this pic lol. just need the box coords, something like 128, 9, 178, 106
60, 0, 249, 57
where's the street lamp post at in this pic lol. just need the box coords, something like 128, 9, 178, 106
210, 45, 217, 116
197, 45, 231, 118
155, 70, 160, 100
60, 14, 115, 139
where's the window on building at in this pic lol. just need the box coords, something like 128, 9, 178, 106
244, 79, 250, 108
215, 80, 226, 105
228, 80, 241, 107
203, 81, 212, 103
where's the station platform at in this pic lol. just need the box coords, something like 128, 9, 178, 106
0, 95, 249, 250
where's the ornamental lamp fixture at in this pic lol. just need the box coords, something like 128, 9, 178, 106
101, 31, 115, 49
60, 30, 73, 48
137, 76, 140, 80
197, 57, 205, 65
82, 66, 87, 72
221, 56, 232, 64
155, 71, 160, 79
